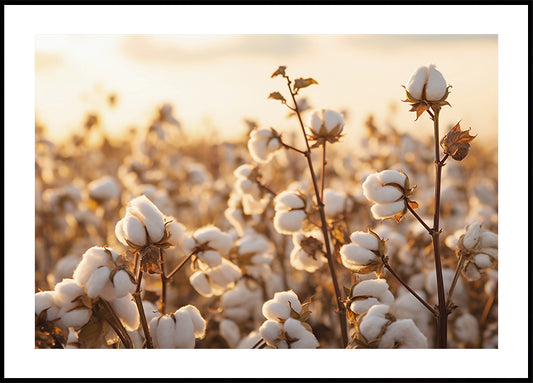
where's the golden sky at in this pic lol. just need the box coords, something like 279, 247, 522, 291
36, 35, 497, 147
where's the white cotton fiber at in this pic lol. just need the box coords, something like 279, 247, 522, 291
463, 222, 482, 250
220, 319, 240, 348
379, 319, 428, 348
371, 200, 405, 219
198, 250, 223, 269
359, 304, 391, 341
406, 65, 427, 100
165, 220, 187, 247
85, 267, 111, 298
259, 320, 283, 344
350, 231, 380, 251
189, 271, 213, 297
113, 270, 135, 298
173, 310, 196, 348
180, 305, 206, 338
274, 290, 301, 314
58, 307, 91, 329
479, 231, 498, 249
54, 278, 84, 306
425, 64, 447, 101
35, 291, 55, 315
275, 191, 305, 210
463, 262, 481, 281
323, 188, 346, 217
262, 301, 291, 321
274, 210, 306, 234
474, 253, 493, 269
111, 295, 139, 331
341, 244, 376, 266
454, 313, 479, 345
377, 170, 407, 186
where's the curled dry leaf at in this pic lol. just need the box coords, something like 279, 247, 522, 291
294, 78, 318, 91
440, 122, 477, 161
271, 66, 287, 78
268, 92, 287, 104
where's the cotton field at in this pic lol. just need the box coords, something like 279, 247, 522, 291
35, 64, 498, 350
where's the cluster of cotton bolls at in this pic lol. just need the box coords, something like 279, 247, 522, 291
34, 64, 498, 350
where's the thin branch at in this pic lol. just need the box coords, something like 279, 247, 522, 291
321, 142, 327, 200
406, 202, 433, 234
251, 337, 266, 349
133, 266, 153, 348
383, 262, 437, 316
165, 250, 197, 281
281, 140, 307, 155
159, 248, 167, 314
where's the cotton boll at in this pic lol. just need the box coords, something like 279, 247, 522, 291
156, 315, 177, 349
259, 320, 284, 345
274, 290, 302, 314
463, 262, 481, 281
166, 220, 187, 247
149, 317, 160, 348
237, 331, 263, 349
129, 196, 166, 243
198, 250, 223, 269
193, 227, 233, 255
189, 271, 213, 297
479, 231, 498, 249
371, 200, 406, 219
454, 313, 479, 345
350, 231, 380, 251
379, 319, 428, 348
262, 301, 291, 322
274, 210, 306, 234
462, 221, 482, 250
377, 170, 407, 186
111, 295, 140, 331
88, 176, 120, 202
113, 270, 135, 298
85, 267, 111, 298
406, 65, 427, 100
284, 318, 311, 340
142, 301, 160, 325
180, 305, 206, 339
474, 253, 494, 269
173, 310, 196, 348
274, 191, 306, 210
350, 279, 394, 314
54, 278, 85, 307
58, 307, 91, 329
73, 247, 109, 286
425, 64, 447, 101
220, 319, 240, 348
35, 291, 55, 316
248, 128, 282, 163
350, 298, 381, 315
359, 304, 391, 341
323, 188, 346, 217
340, 244, 377, 270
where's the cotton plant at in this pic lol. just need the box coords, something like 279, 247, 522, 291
184, 226, 242, 297
257, 290, 319, 349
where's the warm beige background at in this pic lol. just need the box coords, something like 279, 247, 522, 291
36, 35, 497, 147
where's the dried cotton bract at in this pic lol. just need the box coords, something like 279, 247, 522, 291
259, 290, 319, 349
290, 230, 327, 272
273, 190, 307, 235
247, 128, 282, 163
362, 170, 415, 221
456, 221, 498, 281
148, 305, 206, 348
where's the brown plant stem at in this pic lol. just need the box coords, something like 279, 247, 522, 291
165, 250, 197, 281
321, 142, 327, 200
159, 248, 167, 313
94, 298, 134, 349
446, 254, 466, 308
251, 337, 266, 349
431, 107, 448, 348
281, 140, 307, 155
133, 265, 153, 348
284, 75, 348, 348
406, 202, 433, 234
480, 292, 496, 328
382, 262, 437, 316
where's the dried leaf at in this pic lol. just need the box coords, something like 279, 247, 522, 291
77, 314, 105, 348
293, 77, 318, 91
267, 92, 286, 104
271, 66, 287, 78
407, 200, 419, 210
440, 122, 477, 161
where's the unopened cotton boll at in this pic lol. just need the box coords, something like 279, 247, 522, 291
379, 319, 428, 348
247, 128, 282, 163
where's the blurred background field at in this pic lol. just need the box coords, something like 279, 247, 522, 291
36, 34, 498, 150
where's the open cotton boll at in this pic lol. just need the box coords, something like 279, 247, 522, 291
425, 64, 447, 101
208, 259, 242, 288
190, 271, 213, 297
142, 301, 160, 325
155, 315, 177, 349
248, 128, 282, 163
463, 262, 481, 281
274, 191, 306, 210
379, 319, 428, 348
350, 231, 380, 251
173, 310, 196, 348
85, 267, 111, 298
58, 306, 92, 329
262, 301, 291, 322
220, 319, 241, 348
180, 305, 206, 339
128, 195, 166, 243
474, 253, 494, 269
73, 247, 109, 286
148, 317, 160, 347
462, 221, 482, 250
454, 312, 479, 345
284, 318, 318, 348
377, 170, 407, 186
88, 176, 120, 202
113, 270, 135, 298
406, 65, 427, 100
309, 109, 344, 136
351, 279, 395, 314
111, 295, 139, 331
479, 231, 498, 249
234, 163, 254, 179
274, 290, 302, 314
236, 178, 260, 197
274, 210, 307, 234
198, 250, 223, 269
237, 232, 270, 255
166, 219, 187, 247
259, 320, 284, 345
340, 244, 377, 271
323, 188, 346, 217
192, 226, 234, 255
359, 304, 391, 341
371, 200, 406, 220
54, 278, 85, 307
35, 291, 56, 316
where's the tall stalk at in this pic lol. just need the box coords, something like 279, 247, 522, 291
284, 76, 348, 348
430, 107, 448, 348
